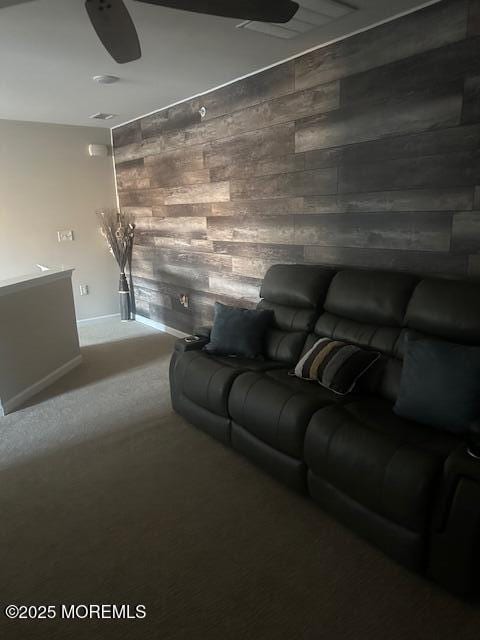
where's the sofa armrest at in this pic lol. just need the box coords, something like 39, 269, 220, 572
433, 440, 480, 531
174, 335, 209, 353
428, 434, 480, 596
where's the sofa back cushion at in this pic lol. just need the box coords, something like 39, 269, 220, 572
258, 264, 335, 365
405, 279, 480, 344
310, 270, 418, 401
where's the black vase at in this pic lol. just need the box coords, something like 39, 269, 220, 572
119, 272, 131, 321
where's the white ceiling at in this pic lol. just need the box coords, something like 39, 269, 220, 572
0, 0, 438, 128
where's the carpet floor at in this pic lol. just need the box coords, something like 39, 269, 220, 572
0, 318, 479, 639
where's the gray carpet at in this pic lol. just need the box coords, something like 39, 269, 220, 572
0, 318, 478, 639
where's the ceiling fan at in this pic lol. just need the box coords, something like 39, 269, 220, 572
0, 0, 300, 63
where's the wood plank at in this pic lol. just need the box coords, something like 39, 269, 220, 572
135, 231, 157, 247
153, 264, 210, 291
149, 303, 194, 334
231, 256, 297, 279
141, 62, 295, 139
143, 146, 205, 172
123, 206, 153, 217
340, 37, 480, 108
152, 204, 213, 218
451, 210, 480, 252
304, 123, 480, 168
137, 216, 207, 238
153, 237, 215, 253
118, 188, 166, 208
304, 245, 468, 277
133, 286, 173, 309
294, 0, 467, 90
134, 299, 150, 318
295, 86, 463, 153
121, 182, 229, 207
112, 121, 141, 148
208, 274, 261, 302
140, 107, 201, 140
148, 167, 210, 189
213, 241, 304, 262
210, 198, 304, 217
468, 0, 480, 35
163, 181, 229, 205
230, 167, 338, 200
116, 160, 150, 191
199, 61, 295, 120
130, 258, 154, 280
468, 254, 480, 277
210, 154, 305, 182
153, 249, 232, 274
178, 80, 339, 147
338, 151, 480, 193
294, 213, 452, 251
302, 188, 474, 214
207, 216, 295, 244
204, 123, 294, 168
113, 130, 187, 164
462, 74, 480, 123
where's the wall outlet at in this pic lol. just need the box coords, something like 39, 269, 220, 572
180, 294, 189, 308
58, 230, 74, 242
79, 284, 89, 296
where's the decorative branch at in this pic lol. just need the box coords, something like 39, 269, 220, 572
97, 208, 136, 274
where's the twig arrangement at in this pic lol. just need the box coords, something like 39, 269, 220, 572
98, 208, 136, 272
98, 208, 136, 320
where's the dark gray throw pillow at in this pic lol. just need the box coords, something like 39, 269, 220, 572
204, 303, 273, 359
394, 333, 480, 434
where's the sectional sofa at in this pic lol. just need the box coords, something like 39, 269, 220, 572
169, 264, 480, 596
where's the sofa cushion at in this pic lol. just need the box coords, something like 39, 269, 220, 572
210, 355, 285, 372
324, 270, 417, 326
405, 278, 480, 344
394, 334, 480, 434
257, 299, 318, 365
305, 399, 459, 533
265, 369, 347, 400
204, 302, 273, 358
172, 350, 240, 418
172, 351, 282, 419
228, 371, 337, 459
260, 264, 335, 309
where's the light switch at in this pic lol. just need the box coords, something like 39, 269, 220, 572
58, 230, 74, 242
79, 285, 89, 296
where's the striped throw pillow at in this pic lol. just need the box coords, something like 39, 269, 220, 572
293, 338, 380, 395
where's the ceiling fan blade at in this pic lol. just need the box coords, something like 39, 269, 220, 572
85, 0, 141, 64
134, 0, 299, 23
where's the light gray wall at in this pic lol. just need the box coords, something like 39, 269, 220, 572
0, 119, 118, 320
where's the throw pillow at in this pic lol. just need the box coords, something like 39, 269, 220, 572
204, 303, 273, 359
293, 337, 380, 395
394, 333, 480, 434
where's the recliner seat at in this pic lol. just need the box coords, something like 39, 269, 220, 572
169, 264, 480, 596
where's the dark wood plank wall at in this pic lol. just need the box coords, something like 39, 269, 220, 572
113, 0, 480, 333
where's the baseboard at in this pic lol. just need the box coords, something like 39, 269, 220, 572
77, 313, 119, 324
135, 314, 188, 338
0, 354, 83, 416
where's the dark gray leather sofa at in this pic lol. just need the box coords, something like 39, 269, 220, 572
169, 264, 480, 596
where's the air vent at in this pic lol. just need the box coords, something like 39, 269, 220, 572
237, 0, 356, 40
89, 112, 117, 120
